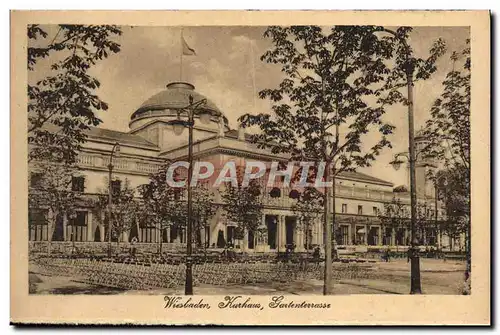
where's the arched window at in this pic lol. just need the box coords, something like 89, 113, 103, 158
269, 187, 281, 198
288, 189, 300, 199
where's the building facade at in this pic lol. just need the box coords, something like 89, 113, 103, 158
28, 82, 463, 253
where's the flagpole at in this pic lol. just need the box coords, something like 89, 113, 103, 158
249, 39, 256, 110
180, 28, 183, 81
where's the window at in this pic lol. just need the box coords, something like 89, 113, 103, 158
341, 204, 348, 213
71, 176, 85, 192
29, 208, 48, 241
30, 173, 43, 188
271, 175, 287, 184
227, 226, 236, 245
306, 229, 313, 249
340, 225, 349, 245
396, 228, 405, 245
67, 211, 88, 242
373, 206, 378, 215
357, 205, 363, 215
269, 187, 281, 198
111, 180, 121, 197
139, 216, 156, 243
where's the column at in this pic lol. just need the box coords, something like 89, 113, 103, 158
99, 224, 105, 242
378, 225, 382, 246
295, 228, 303, 251
87, 212, 93, 242
259, 214, 266, 247
314, 219, 319, 246
364, 224, 368, 245
272, 216, 278, 249
166, 226, 171, 244
351, 223, 356, 245
101, 211, 106, 242
177, 228, 181, 244
347, 223, 354, 245
298, 229, 303, 250
437, 228, 441, 249
156, 223, 161, 243
62, 213, 68, 241
278, 216, 282, 248
391, 228, 396, 245
243, 229, 249, 250
122, 231, 129, 243
279, 216, 286, 249
283, 216, 287, 247
310, 221, 316, 245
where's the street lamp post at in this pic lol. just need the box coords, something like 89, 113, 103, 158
390, 148, 422, 294
374, 27, 424, 295
167, 94, 217, 295
107, 142, 121, 258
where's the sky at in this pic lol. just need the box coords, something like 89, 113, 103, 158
30, 25, 469, 187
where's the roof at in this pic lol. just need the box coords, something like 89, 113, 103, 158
36, 122, 158, 150
337, 171, 393, 186
85, 127, 159, 149
224, 129, 393, 186
131, 82, 222, 120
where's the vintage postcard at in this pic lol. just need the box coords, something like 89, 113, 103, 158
10, 10, 490, 325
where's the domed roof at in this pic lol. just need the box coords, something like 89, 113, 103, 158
131, 82, 224, 121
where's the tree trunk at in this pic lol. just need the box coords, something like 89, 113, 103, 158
203, 227, 207, 258
159, 229, 163, 256
465, 215, 471, 294
331, 174, 338, 261
323, 166, 332, 295
157, 220, 162, 256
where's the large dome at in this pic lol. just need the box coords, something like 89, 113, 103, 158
130, 82, 227, 125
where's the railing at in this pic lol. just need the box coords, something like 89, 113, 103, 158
136, 162, 159, 174
77, 155, 96, 167
77, 154, 161, 175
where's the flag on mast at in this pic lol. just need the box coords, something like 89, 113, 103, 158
182, 35, 196, 56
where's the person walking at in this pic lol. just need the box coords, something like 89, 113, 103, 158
130, 236, 138, 257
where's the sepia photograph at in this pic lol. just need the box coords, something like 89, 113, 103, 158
11, 10, 490, 325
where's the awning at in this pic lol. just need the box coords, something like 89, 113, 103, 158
357, 228, 366, 234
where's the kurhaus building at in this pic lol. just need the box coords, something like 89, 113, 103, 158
28, 82, 462, 253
